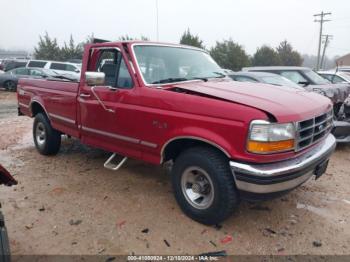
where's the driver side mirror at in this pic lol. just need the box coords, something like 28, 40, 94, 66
298, 81, 310, 87
85, 72, 105, 86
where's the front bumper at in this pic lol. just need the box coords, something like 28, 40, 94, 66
230, 134, 336, 197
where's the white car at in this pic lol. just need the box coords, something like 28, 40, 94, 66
318, 71, 350, 84
334, 66, 350, 73
26, 60, 81, 78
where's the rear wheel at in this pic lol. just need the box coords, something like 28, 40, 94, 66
4, 81, 16, 92
33, 113, 61, 155
171, 146, 239, 225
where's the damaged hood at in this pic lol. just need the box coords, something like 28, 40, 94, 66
304, 83, 350, 104
171, 80, 332, 122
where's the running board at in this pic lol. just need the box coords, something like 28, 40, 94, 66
104, 153, 128, 171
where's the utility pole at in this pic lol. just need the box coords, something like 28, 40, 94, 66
320, 34, 333, 70
314, 11, 331, 70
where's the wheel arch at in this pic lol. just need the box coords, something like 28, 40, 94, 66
161, 136, 231, 164
30, 99, 50, 119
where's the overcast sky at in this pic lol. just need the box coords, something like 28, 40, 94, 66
0, 0, 349, 57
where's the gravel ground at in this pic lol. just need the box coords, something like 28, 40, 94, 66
0, 91, 349, 256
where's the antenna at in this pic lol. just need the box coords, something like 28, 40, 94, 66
156, 0, 159, 41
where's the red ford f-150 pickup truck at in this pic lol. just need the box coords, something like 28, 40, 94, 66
17, 41, 336, 224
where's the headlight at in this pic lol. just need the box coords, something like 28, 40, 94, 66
247, 120, 295, 154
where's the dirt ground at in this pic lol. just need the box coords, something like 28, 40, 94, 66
0, 91, 349, 256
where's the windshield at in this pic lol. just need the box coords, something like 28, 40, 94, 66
303, 70, 330, 85
133, 45, 224, 85
261, 75, 301, 89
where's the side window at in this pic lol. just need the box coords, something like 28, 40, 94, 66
65, 64, 77, 72
234, 76, 258, 83
14, 68, 28, 75
95, 49, 119, 87
117, 59, 133, 88
50, 63, 66, 70
28, 61, 47, 68
280, 71, 307, 84
29, 69, 44, 76
89, 48, 133, 88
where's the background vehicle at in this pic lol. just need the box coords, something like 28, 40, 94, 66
0, 164, 17, 261
318, 71, 350, 84
2, 59, 28, 72
26, 60, 81, 78
0, 67, 62, 91
243, 66, 350, 142
334, 66, 350, 73
17, 41, 336, 224
229, 71, 303, 89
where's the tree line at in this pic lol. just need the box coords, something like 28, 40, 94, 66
34, 30, 303, 71
179, 29, 303, 71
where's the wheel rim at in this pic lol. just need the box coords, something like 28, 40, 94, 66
35, 122, 46, 147
181, 166, 214, 210
6, 81, 15, 90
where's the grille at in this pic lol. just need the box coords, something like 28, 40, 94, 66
296, 110, 333, 151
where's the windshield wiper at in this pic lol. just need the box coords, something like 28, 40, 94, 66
151, 77, 188, 84
50, 75, 76, 82
212, 72, 226, 78
192, 77, 208, 82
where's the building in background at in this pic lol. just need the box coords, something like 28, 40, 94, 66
336, 53, 350, 66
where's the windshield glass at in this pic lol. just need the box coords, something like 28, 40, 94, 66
304, 70, 330, 85
133, 45, 224, 84
261, 75, 302, 88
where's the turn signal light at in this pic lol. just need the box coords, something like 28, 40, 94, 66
247, 139, 295, 154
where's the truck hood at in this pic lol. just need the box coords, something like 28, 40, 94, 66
171, 80, 332, 122
305, 83, 350, 104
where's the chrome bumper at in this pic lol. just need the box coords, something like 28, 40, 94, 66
230, 134, 336, 194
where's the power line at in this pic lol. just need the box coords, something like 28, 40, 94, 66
314, 11, 332, 70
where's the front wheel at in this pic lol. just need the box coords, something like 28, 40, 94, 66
33, 113, 61, 155
4, 81, 16, 92
171, 146, 239, 225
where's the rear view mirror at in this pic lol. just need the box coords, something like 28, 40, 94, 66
85, 72, 105, 86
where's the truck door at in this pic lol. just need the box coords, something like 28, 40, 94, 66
78, 46, 141, 159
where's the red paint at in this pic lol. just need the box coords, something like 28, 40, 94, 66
17, 41, 332, 165
117, 220, 126, 228
220, 235, 233, 244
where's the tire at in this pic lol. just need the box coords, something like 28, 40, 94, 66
33, 113, 61, 155
3, 81, 16, 92
171, 146, 239, 225
0, 212, 11, 262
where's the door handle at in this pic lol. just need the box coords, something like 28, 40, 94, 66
79, 93, 91, 98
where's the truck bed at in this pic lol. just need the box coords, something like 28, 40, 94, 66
18, 77, 80, 138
